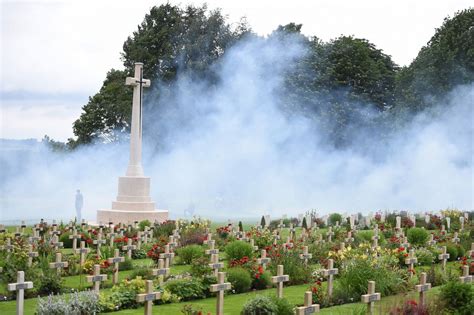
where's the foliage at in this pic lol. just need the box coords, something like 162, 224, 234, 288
227, 267, 252, 293
138, 220, 152, 230
388, 299, 429, 315
129, 267, 154, 280
59, 232, 73, 248
176, 245, 204, 264
108, 277, 146, 309
415, 247, 435, 266
241, 295, 293, 315
190, 256, 212, 277
37, 291, 101, 315
328, 213, 343, 226
119, 258, 134, 271
225, 241, 254, 261
153, 221, 176, 239
165, 278, 207, 301
146, 237, 169, 263
252, 270, 272, 290
407, 228, 429, 246
267, 243, 312, 285
37, 271, 64, 295
260, 216, 266, 228
181, 304, 204, 315
440, 280, 474, 315
445, 244, 458, 261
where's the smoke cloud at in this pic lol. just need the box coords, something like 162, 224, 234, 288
1, 36, 472, 223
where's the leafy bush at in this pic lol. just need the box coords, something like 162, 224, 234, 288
241, 295, 293, 315
132, 249, 147, 259
268, 245, 312, 285
138, 220, 151, 230
190, 256, 212, 277
440, 281, 474, 315
37, 291, 101, 315
153, 221, 175, 238
407, 228, 428, 246
129, 267, 154, 280
176, 245, 204, 264
59, 232, 73, 248
252, 270, 272, 290
415, 247, 435, 266
225, 241, 253, 261
119, 258, 134, 271
165, 278, 206, 301
227, 267, 252, 293
37, 271, 63, 295
329, 213, 343, 226
388, 299, 429, 315
108, 277, 145, 309
445, 244, 458, 261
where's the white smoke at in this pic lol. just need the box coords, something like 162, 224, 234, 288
0, 36, 472, 222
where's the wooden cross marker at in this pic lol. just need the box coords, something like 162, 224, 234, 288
345, 231, 354, 243
257, 249, 271, 270
209, 253, 224, 277
20, 221, 26, 234
284, 236, 293, 250
296, 291, 320, 315
152, 258, 169, 286
168, 235, 177, 249
210, 272, 231, 315
452, 232, 460, 244
427, 234, 436, 246
326, 227, 334, 243
289, 223, 296, 240
122, 238, 136, 259
278, 219, 285, 232
249, 238, 258, 252
299, 245, 312, 265
400, 236, 409, 249
361, 281, 381, 314
340, 242, 346, 251
459, 216, 464, 231
441, 224, 446, 235
27, 244, 38, 267
323, 258, 338, 297
86, 264, 107, 293
0, 224, 5, 233
203, 233, 213, 245
2, 237, 13, 256
14, 227, 22, 238
438, 246, 450, 270
136, 280, 161, 315
8, 271, 33, 315
107, 249, 125, 284
93, 232, 107, 256
143, 227, 151, 244
69, 228, 81, 251
272, 265, 290, 298
372, 227, 380, 248
29, 228, 40, 244
405, 249, 418, 277
205, 240, 219, 256
395, 216, 401, 235
75, 240, 90, 266
136, 231, 143, 250
108, 231, 117, 247
415, 272, 431, 305
159, 244, 174, 268
49, 225, 60, 236
459, 265, 472, 283
316, 233, 324, 244
467, 242, 474, 258
50, 234, 63, 251
172, 229, 181, 241
49, 252, 68, 275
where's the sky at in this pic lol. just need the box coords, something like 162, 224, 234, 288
0, 0, 472, 141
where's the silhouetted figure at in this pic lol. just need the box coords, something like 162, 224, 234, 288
75, 189, 83, 223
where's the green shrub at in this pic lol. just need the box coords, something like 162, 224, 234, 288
241, 295, 293, 315
119, 258, 134, 271
165, 278, 206, 301
440, 281, 474, 315
415, 247, 435, 266
176, 245, 204, 264
59, 232, 73, 248
329, 213, 342, 226
190, 256, 212, 277
225, 241, 253, 261
37, 272, 63, 295
138, 220, 151, 230
445, 244, 458, 261
108, 277, 145, 309
37, 291, 101, 315
129, 267, 154, 280
132, 249, 147, 259
355, 230, 385, 244
227, 267, 252, 293
407, 228, 428, 246
268, 249, 312, 285
252, 271, 272, 290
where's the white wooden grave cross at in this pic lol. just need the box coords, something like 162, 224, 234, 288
133, 221, 138, 229
272, 265, 290, 298
143, 227, 151, 244
168, 235, 177, 249
299, 245, 312, 265
296, 291, 320, 315
278, 219, 285, 231
28, 229, 40, 245
8, 271, 33, 315
122, 238, 136, 259
172, 228, 181, 241
107, 249, 125, 284
108, 231, 117, 247
86, 264, 107, 293
395, 216, 401, 234
427, 234, 436, 246
323, 258, 338, 297
468, 242, 474, 258
75, 241, 90, 266
69, 228, 81, 251
459, 216, 464, 231
159, 244, 174, 268
205, 240, 219, 256
203, 233, 213, 245
210, 272, 231, 315
49, 224, 60, 237
441, 224, 446, 235
14, 227, 22, 238
326, 227, 334, 243
249, 238, 258, 252
284, 236, 293, 250
50, 234, 63, 251
49, 252, 68, 275
361, 281, 381, 314
372, 227, 380, 248
136, 280, 161, 315
459, 265, 472, 283
452, 232, 460, 244
257, 249, 271, 270
273, 231, 281, 245
400, 236, 409, 249
2, 237, 13, 256
136, 231, 143, 250
344, 231, 354, 243
152, 258, 169, 286
405, 249, 418, 277
446, 217, 451, 230
438, 246, 450, 270
415, 272, 431, 305
20, 221, 26, 234
27, 244, 38, 267
209, 253, 224, 277
289, 223, 296, 240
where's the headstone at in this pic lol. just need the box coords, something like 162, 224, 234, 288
210, 272, 231, 315
415, 272, 431, 305
122, 238, 136, 259
438, 246, 450, 270
50, 234, 63, 251
159, 244, 174, 268
452, 232, 460, 244
427, 234, 436, 246
257, 249, 271, 270
459, 265, 472, 283
361, 281, 381, 314
300, 246, 312, 265
372, 227, 380, 248
93, 232, 106, 256
8, 271, 33, 315
27, 244, 38, 267
107, 249, 125, 284
136, 280, 161, 315
152, 258, 169, 286
326, 227, 334, 243
271, 265, 289, 298
86, 264, 107, 293
446, 217, 451, 230
69, 228, 81, 251
296, 291, 320, 315
405, 249, 418, 277
49, 252, 68, 275
322, 258, 338, 298
209, 253, 224, 277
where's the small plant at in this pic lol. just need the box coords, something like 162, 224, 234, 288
388, 299, 429, 315
329, 213, 342, 226
225, 241, 253, 261
181, 304, 204, 315
440, 280, 474, 315
165, 278, 206, 301
407, 228, 428, 246
190, 256, 212, 277
241, 295, 278, 314
227, 267, 252, 293
176, 245, 204, 264
37, 290, 101, 315
108, 277, 146, 309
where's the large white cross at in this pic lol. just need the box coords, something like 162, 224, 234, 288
107, 249, 125, 284
323, 258, 338, 298
361, 281, 381, 314
296, 291, 320, 315
152, 258, 169, 286
210, 272, 231, 315
415, 272, 431, 305
69, 228, 81, 251
459, 265, 472, 283
122, 238, 136, 259
405, 249, 418, 277
8, 271, 33, 315
272, 264, 289, 298
136, 280, 161, 315
257, 249, 271, 270
75, 240, 90, 266
438, 246, 450, 270
159, 244, 174, 268
86, 264, 107, 293
209, 253, 224, 277
49, 252, 68, 275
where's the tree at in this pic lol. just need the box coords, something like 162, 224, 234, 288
238, 221, 243, 232
302, 217, 307, 230
260, 216, 266, 228
395, 9, 474, 111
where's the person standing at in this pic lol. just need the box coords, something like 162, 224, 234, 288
75, 189, 83, 223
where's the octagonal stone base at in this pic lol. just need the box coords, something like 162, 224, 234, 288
97, 209, 168, 225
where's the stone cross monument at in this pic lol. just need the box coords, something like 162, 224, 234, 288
97, 62, 168, 224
